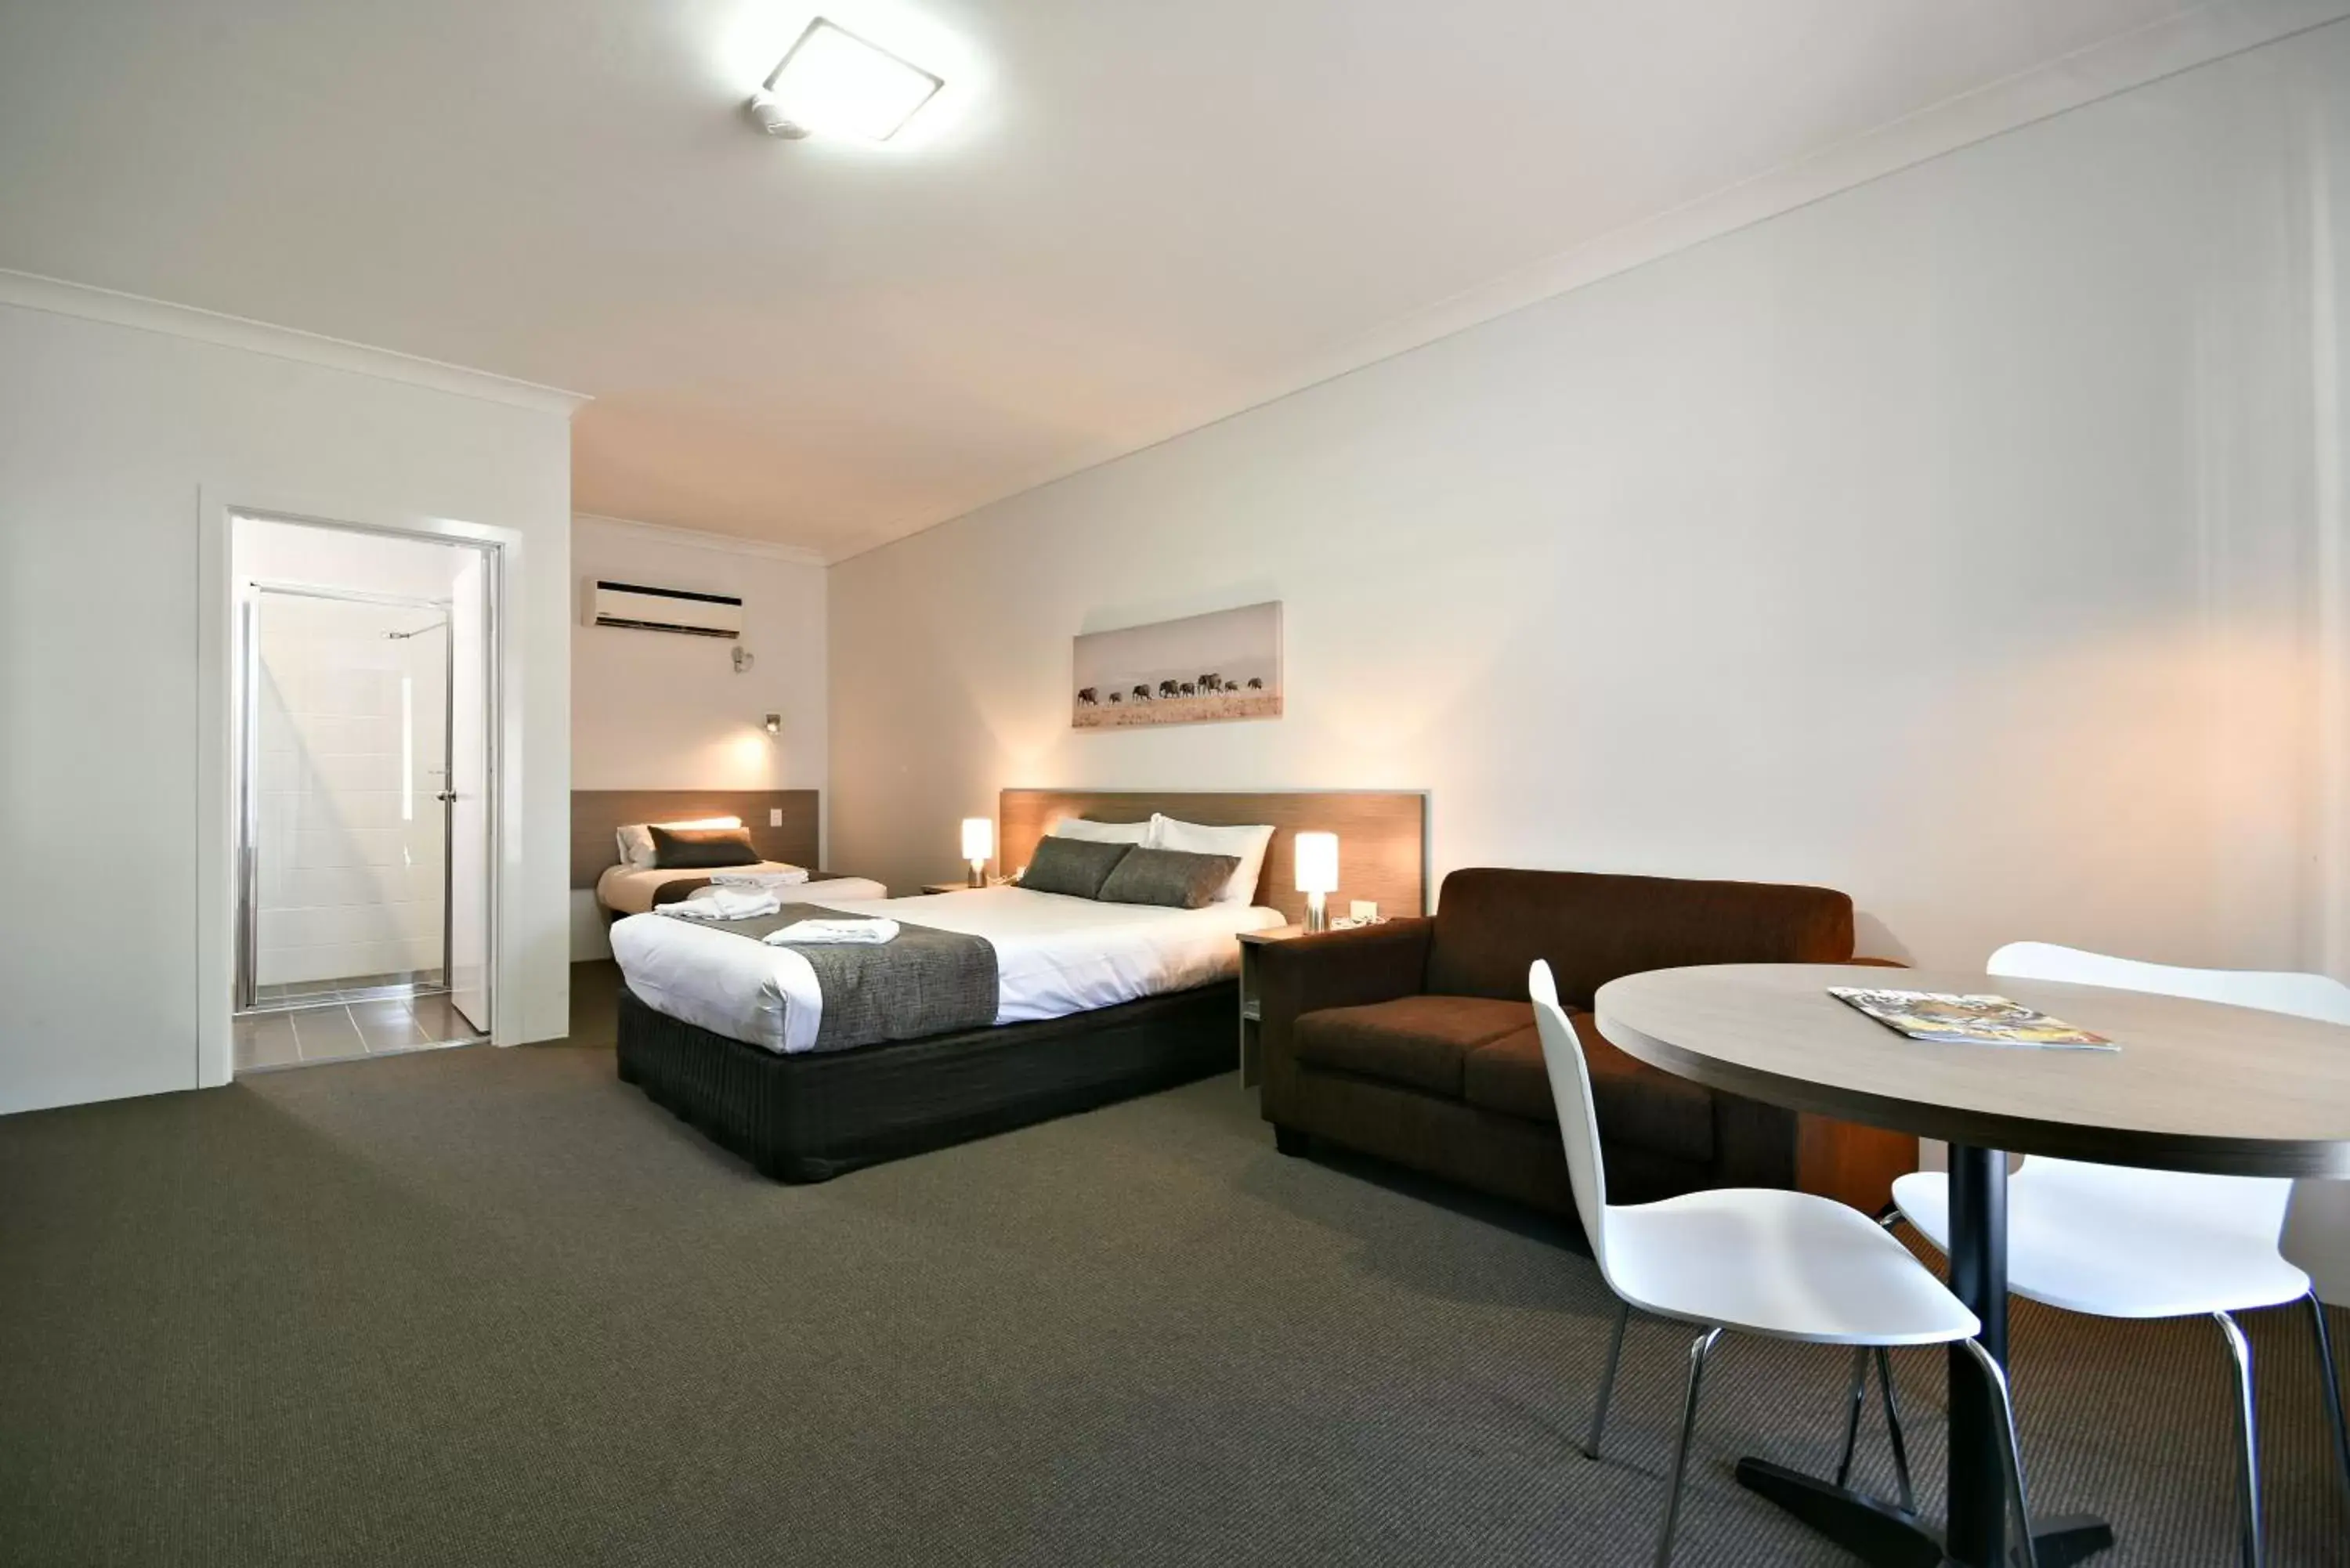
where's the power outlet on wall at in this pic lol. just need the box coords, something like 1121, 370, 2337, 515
769, 808, 783, 826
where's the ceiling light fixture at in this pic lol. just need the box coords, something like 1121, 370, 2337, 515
744, 17, 944, 143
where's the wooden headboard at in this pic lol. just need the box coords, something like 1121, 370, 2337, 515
569, 789, 820, 888
998, 789, 1428, 925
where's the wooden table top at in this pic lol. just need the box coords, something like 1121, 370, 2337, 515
1595, 964, 2350, 1177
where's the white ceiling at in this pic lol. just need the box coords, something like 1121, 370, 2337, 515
0, 0, 2331, 559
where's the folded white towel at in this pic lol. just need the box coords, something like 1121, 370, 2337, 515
710, 865, 809, 887
763, 917, 900, 946
661, 885, 785, 921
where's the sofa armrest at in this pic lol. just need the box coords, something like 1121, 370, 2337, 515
1257, 919, 1434, 1018
1256, 919, 1434, 1122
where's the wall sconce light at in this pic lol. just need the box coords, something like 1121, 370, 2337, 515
961, 817, 994, 887
763, 713, 782, 735
1294, 832, 1339, 933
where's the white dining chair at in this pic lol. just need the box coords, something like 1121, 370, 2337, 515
1885, 941, 2350, 1568
1529, 960, 2034, 1566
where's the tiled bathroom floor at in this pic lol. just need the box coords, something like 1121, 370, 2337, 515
233, 991, 483, 1071
251, 970, 447, 1008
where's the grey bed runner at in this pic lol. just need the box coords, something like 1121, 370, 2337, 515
697, 904, 998, 1052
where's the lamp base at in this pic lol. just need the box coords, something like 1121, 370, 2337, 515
1303, 891, 1328, 933
968, 861, 986, 889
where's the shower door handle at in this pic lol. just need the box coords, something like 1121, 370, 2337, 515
436, 790, 459, 804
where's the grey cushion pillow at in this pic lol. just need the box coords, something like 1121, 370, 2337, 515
1021, 835, 1133, 899
649, 825, 762, 869
1097, 847, 1242, 909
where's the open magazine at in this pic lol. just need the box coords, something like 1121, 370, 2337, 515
1828, 988, 2117, 1050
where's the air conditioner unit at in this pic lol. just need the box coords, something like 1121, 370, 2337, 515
588, 580, 743, 639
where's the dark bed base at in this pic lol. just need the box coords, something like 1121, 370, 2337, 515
615, 981, 1237, 1182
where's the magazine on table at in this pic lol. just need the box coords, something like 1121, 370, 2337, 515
1828, 988, 2117, 1051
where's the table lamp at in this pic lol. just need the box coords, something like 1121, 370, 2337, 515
1295, 831, 1339, 932
961, 817, 993, 887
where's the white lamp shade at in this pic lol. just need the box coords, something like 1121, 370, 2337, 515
961, 817, 994, 862
1293, 832, 1340, 895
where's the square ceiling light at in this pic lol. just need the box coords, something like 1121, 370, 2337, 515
747, 18, 944, 142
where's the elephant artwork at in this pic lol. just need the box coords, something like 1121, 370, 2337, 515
1070, 602, 1282, 729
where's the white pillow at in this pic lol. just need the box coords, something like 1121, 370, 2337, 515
1151, 815, 1274, 906
616, 816, 743, 868
1046, 816, 1155, 846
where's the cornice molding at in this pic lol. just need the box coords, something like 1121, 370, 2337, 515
0, 269, 589, 417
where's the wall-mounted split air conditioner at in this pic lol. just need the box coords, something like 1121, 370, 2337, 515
586, 580, 743, 638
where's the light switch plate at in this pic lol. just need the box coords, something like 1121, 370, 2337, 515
769, 808, 783, 826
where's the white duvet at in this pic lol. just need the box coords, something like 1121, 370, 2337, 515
609, 884, 1284, 1053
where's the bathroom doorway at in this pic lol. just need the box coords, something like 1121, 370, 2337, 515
229, 515, 497, 1071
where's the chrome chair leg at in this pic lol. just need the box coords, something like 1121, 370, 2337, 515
1958, 1337, 2041, 1568
1655, 1327, 1723, 1568
1831, 1344, 1918, 1516
2308, 1293, 2350, 1518
1875, 1346, 1917, 1516
1833, 1344, 1868, 1487
1586, 1299, 1630, 1461
2214, 1311, 2263, 1568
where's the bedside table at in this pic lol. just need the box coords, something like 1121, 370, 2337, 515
1235, 924, 1308, 1088
920, 882, 982, 896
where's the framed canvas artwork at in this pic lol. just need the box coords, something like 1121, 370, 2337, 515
1072, 602, 1282, 729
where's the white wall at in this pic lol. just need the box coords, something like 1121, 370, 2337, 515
0, 294, 577, 1115
569, 513, 827, 956
830, 25, 2350, 978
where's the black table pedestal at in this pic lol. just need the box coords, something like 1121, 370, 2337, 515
1734, 1458, 1943, 1566
1732, 1146, 2114, 1567
1734, 1461, 2114, 1567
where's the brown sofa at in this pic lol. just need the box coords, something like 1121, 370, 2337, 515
1256, 868, 1913, 1215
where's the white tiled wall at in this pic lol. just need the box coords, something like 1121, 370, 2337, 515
254, 594, 448, 987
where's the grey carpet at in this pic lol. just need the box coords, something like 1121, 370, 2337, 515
2, 965, 2345, 1566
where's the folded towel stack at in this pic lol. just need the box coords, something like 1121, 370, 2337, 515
662, 885, 785, 921
763, 917, 900, 946
710, 864, 810, 887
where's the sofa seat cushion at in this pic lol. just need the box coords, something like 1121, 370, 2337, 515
1293, 995, 1533, 1097
1462, 1011, 1716, 1167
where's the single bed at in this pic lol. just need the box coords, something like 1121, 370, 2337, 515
595, 862, 889, 916
612, 789, 1428, 1182
573, 788, 889, 918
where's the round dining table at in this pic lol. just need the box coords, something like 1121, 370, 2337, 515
1593, 963, 2350, 1568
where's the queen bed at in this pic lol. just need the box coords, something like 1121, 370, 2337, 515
609, 789, 1427, 1182
615, 885, 1282, 1053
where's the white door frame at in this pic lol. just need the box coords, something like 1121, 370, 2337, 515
197, 487, 527, 1086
